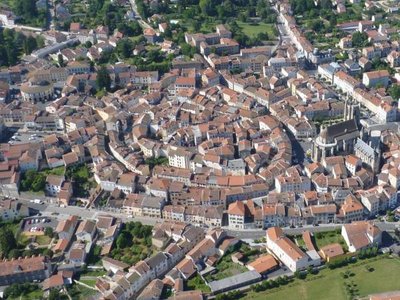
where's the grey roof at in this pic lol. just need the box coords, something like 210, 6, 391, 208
208, 270, 261, 293
141, 195, 165, 208
146, 252, 168, 269
355, 138, 376, 158
323, 119, 358, 142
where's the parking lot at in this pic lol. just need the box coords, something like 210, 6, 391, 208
8, 131, 45, 145
22, 216, 57, 234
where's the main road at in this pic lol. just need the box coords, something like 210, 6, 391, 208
19, 198, 399, 240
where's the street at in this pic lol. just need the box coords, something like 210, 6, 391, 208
18, 198, 162, 226
18, 196, 400, 242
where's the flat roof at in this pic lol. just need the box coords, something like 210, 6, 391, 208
208, 270, 261, 293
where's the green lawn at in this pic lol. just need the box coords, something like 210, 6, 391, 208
35, 235, 51, 246
245, 256, 400, 300
68, 284, 98, 299
313, 230, 347, 251
9, 289, 43, 300
205, 253, 248, 281
187, 274, 211, 293
237, 22, 277, 39
80, 269, 107, 277
79, 279, 97, 287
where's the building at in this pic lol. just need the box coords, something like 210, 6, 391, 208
208, 270, 261, 294
313, 119, 359, 161
341, 221, 382, 253
0, 200, 29, 221
354, 138, 381, 173
20, 79, 54, 103
0, 256, 52, 286
319, 243, 344, 262
247, 254, 278, 275
227, 201, 254, 229
168, 147, 191, 169
45, 175, 65, 197
362, 70, 390, 88
76, 220, 97, 243
266, 227, 317, 272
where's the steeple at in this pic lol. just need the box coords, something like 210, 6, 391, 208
344, 97, 360, 125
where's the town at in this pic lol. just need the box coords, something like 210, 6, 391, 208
0, 0, 400, 299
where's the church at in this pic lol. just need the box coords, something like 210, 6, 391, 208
312, 98, 360, 162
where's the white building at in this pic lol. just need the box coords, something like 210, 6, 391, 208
45, 175, 65, 197
266, 227, 317, 272
168, 147, 191, 169
341, 221, 382, 253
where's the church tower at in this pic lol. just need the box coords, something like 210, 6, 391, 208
344, 97, 360, 125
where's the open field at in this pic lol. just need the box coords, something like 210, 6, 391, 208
245, 256, 400, 300
237, 22, 277, 39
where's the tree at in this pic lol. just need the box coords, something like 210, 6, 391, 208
84, 41, 93, 48
96, 66, 111, 91
31, 174, 46, 192
116, 39, 134, 59
23, 36, 37, 55
181, 43, 196, 57
48, 289, 61, 300
45, 227, 54, 237
352, 31, 369, 48
58, 53, 65, 67
389, 85, 400, 101
8, 248, 20, 259
42, 248, 54, 258
116, 231, 133, 249
0, 229, 17, 257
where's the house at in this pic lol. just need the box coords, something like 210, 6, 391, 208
362, 70, 390, 88
137, 279, 164, 300
0, 256, 52, 286
266, 227, 317, 272
45, 175, 65, 197
102, 257, 129, 274
247, 254, 278, 275
168, 147, 192, 169
337, 195, 365, 223
319, 243, 344, 262
387, 51, 400, 68
68, 242, 87, 265
55, 215, 79, 240
341, 221, 382, 253
42, 271, 73, 292
58, 181, 73, 207
76, 220, 97, 243
0, 200, 29, 221
227, 201, 256, 229
144, 28, 158, 43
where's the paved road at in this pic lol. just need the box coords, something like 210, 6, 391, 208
128, 0, 152, 29
18, 197, 400, 239
227, 222, 400, 239
19, 198, 162, 226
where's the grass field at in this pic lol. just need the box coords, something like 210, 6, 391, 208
9, 289, 43, 300
313, 230, 347, 250
79, 279, 97, 287
237, 22, 277, 39
205, 253, 248, 282
244, 256, 400, 300
35, 235, 51, 246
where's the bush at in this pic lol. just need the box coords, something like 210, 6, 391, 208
4, 283, 39, 298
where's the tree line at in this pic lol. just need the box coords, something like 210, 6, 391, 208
0, 28, 44, 67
